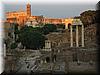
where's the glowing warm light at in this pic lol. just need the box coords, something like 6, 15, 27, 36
64, 18, 73, 25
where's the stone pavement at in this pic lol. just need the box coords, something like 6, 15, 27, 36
16, 56, 39, 74
68, 62, 97, 73
37, 62, 66, 72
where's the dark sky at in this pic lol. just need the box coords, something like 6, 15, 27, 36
3, 3, 96, 19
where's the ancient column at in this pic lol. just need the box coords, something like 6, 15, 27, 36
70, 25, 73, 47
76, 25, 79, 47
65, 23, 68, 29
82, 24, 84, 47
4, 44, 6, 57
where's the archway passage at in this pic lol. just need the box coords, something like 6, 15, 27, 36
46, 57, 50, 63
68, 23, 71, 29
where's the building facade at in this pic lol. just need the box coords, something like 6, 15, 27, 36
6, 3, 79, 28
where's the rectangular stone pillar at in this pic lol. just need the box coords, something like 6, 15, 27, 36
76, 25, 79, 47
70, 25, 73, 47
65, 23, 68, 29
82, 24, 84, 47
4, 44, 6, 57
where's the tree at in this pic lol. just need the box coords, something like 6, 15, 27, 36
14, 23, 19, 41
10, 43, 17, 49
56, 24, 65, 29
18, 26, 45, 49
41, 24, 57, 35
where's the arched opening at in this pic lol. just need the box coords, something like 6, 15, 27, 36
46, 57, 50, 63
68, 23, 71, 29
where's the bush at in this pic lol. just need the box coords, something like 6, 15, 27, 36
10, 43, 17, 49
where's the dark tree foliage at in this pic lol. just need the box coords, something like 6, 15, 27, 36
56, 24, 65, 29
14, 23, 19, 34
17, 24, 57, 49
14, 23, 19, 41
41, 24, 57, 35
18, 26, 45, 49
10, 43, 17, 49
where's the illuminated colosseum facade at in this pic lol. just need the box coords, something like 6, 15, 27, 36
6, 3, 78, 28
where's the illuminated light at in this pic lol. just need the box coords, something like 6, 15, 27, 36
64, 18, 73, 25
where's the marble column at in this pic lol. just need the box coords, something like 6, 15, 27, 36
70, 25, 73, 47
4, 44, 6, 57
76, 25, 79, 47
82, 24, 84, 47
65, 23, 68, 29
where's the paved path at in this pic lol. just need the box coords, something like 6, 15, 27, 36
69, 62, 97, 73
16, 56, 39, 74
37, 62, 66, 72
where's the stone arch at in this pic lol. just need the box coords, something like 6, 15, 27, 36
68, 23, 71, 29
